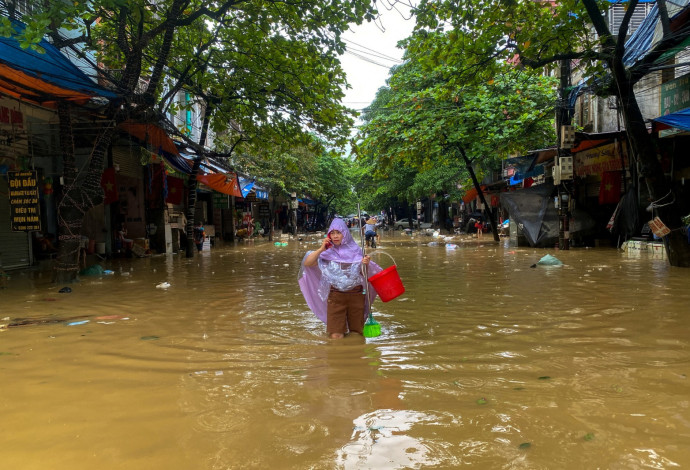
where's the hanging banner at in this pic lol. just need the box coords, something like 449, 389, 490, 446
8, 170, 41, 231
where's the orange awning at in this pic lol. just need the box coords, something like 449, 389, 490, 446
118, 121, 180, 156
196, 172, 243, 197
0, 63, 94, 107
462, 185, 487, 204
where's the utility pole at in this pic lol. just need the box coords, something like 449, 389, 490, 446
556, 58, 573, 250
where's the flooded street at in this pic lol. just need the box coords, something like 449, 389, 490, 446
1, 231, 690, 469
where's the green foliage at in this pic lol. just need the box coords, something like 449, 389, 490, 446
20, 0, 378, 148
354, 35, 557, 204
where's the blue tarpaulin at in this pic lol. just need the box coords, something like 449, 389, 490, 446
623, 0, 690, 67
239, 177, 255, 197
653, 107, 690, 131
0, 18, 119, 102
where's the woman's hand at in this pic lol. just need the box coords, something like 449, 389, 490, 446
362, 255, 371, 265
304, 237, 330, 267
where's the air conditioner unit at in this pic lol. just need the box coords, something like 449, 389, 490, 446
560, 125, 575, 149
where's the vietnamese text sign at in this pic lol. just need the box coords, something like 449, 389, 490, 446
213, 192, 229, 209
8, 170, 41, 231
574, 142, 628, 177
258, 203, 270, 217
660, 73, 690, 116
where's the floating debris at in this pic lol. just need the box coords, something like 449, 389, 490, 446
536, 254, 563, 266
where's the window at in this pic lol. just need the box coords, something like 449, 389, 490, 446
608, 2, 655, 38
0, 0, 39, 19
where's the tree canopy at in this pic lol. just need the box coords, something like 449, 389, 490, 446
354, 50, 558, 205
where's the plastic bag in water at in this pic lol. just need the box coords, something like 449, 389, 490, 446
536, 254, 563, 266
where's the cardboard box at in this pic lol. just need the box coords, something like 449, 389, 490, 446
627, 240, 648, 251
648, 242, 666, 259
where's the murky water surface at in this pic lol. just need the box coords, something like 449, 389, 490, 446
1, 231, 689, 469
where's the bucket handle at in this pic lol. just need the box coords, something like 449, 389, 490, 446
368, 250, 397, 268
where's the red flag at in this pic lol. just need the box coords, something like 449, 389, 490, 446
599, 171, 622, 205
146, 164, 165, 209
166, 176, 184, 205
100, 167, 118, 205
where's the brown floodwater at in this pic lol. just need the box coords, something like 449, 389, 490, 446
1, 230, 689, 469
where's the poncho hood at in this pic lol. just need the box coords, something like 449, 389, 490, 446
319, 218, 364, 263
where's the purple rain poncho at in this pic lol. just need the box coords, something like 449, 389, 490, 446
298, 218, 381, 323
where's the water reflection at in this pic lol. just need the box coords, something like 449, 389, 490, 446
1, 232, 690, 469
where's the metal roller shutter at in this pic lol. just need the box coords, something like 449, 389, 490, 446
112, 143, 144, 178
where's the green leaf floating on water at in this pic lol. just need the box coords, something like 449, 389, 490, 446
584, 433, 595, 441
0, 352, 13, 356
140, 335, 159, 341
476, 397, 487, 405
538, 376, 551, 380
519, 442, 531, 449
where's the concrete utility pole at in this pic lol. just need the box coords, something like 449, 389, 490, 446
556, 58, 573, 250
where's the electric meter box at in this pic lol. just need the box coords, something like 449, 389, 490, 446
559, 156, 573, 179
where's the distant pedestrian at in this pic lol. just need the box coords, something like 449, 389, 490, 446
194, 222, 205, 251
475, 220, 483, 238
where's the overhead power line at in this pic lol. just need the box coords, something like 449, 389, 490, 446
342, 38, 404, 63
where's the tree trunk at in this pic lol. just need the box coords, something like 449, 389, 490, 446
183, 102, 213, 257
185, 156, 202, 257
457, 145, 499, 241
268, 193, 276, 242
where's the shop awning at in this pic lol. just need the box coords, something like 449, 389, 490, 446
571, 131, 626, 153
196, 172, 243, 197
0, 19, 119, 105
118, 121, 180, 156
652, 107, 690, 132
462, 185, 487, 203
239, 177, 255, 197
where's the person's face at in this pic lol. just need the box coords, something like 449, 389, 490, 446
329, 230, 344, 246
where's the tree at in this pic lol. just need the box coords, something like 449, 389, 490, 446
355, 53, 557, 239
12, 0, 378, 280
413, 0, 690, 264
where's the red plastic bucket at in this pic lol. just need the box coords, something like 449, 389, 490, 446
368, 265, 405, 302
